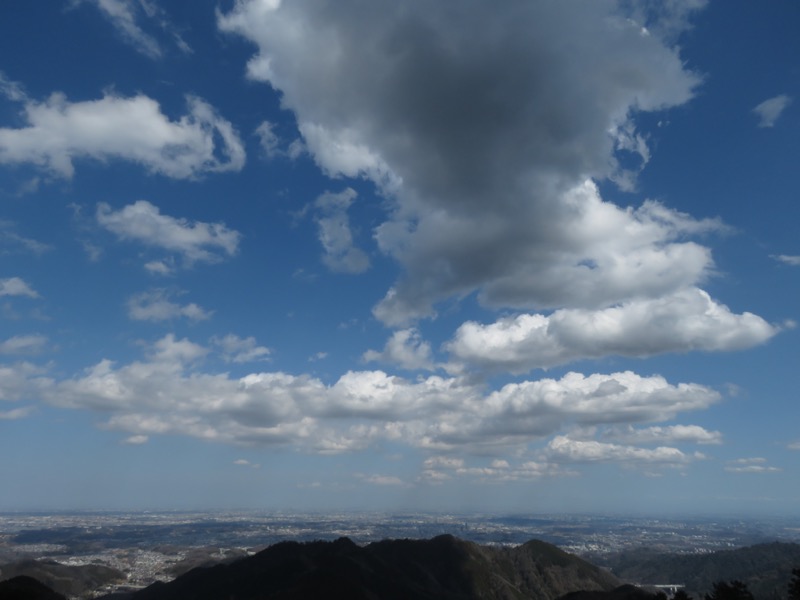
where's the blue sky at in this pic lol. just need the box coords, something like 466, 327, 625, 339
0, 0, 798, 515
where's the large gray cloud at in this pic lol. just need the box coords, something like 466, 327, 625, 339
219, 0, 709, 324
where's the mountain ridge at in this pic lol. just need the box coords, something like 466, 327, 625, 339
125, 534, 622, 600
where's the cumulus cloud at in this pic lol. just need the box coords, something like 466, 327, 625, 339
602, 424, 722, 445
313, 188, 370, 274
212, 334, 271, 363
420, 455, 565, 483
0, 362, 47, 403
753, 94, 792, 128
363, 328, 434, 371
20, 335, 720, 465
373, 182, 725, 325
725, 457, 781, 473
446, 287, 777, 374
546, 436, 700, 466
97, 200, 240, 266
0, 84, 245, 179
219, 1, 711, 325
127, 289, 212, 322
0, 277, 39, 298
0, 334, 48, 356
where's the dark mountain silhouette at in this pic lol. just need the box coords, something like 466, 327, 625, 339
0, 558, 124, 599
604, 542, 800, 600
125, 534, 621, 600
0, 575, 67, 600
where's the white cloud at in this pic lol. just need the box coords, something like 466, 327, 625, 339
725, 457, 781, 473
79, 0, 192, 58
603, 424, 722, 445
299, 123, 400, 191
23, 336, 719, 463
446, 287, 777, 374
355, 473, 406, 486
0, 277, 39, 298
254, 120, 281, 158
546, 436, 699, 466
313, 188, 370, 274
85, 0, 162, 58
753, 94, 792, 128
0, 406, 35, 420
773, 254, 800, 267
0, 221, 50, 255
0, 87, 245, 179
127, 289, 212, 322
219, 2, 710, 326
97, 200, 240, 266
788, 441, 800, 451
212, 334, 271, 363
423, 456, 464, 470
254, 120, 302, 160
233, 458, 260, 468
363, 328, 434, 371
421, 455, 565, 483
623, 0, 708, 41
122, 434, 149, 445
0, 362, 47, 403
0, 71, 27, 102
0, 334, 48, 356
144, 260, 174, 276
150, 334, 208, 364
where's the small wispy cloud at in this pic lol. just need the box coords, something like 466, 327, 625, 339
355, 473, 407, 486
753, 94, 792, 128
78, 0, 192, 59
127, 289, 212, 322
212, 334, 271, 363
0, 277, 39, 298
122, 434, 149, 445
0, 406, 36, 420
725, 457, 781, 473
772, 254, 800, 266
0, 334, 48, 356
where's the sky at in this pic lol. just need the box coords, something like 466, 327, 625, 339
0, 0, 798, 516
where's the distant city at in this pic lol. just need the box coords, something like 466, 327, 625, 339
1, 511, 799, 596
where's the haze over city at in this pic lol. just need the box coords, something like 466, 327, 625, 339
0, 0, 798, 515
